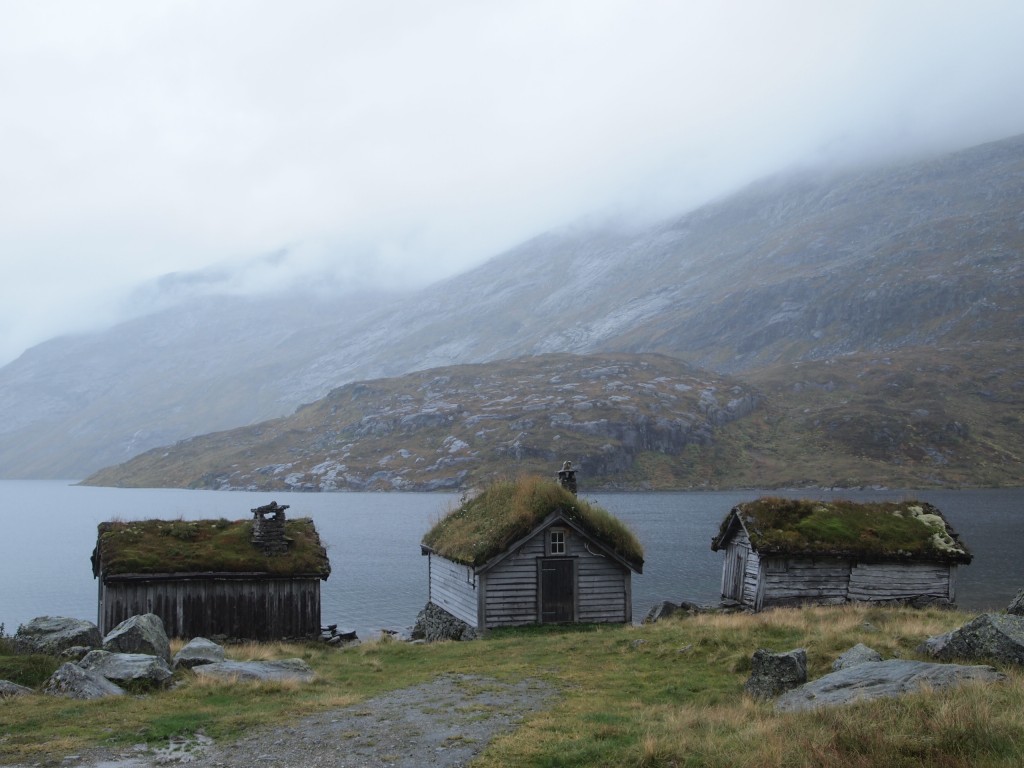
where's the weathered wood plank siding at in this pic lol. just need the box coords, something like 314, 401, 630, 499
848, 563, 954, 602
427, 555, 478, 627
577, 552, 629, 623
99, 577, 321, 639
760, 558, 852, 608
483, 535, 546, 628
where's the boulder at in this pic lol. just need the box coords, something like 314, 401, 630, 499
644, 601, 681, 623
411, 602, 477, 642
173, 637, 226, 670
12, 616, 101, 656
832, 643, 883, 671
103, 614, 171, 662
0, 680, 33, 698
924, 613, 1024, 665
79, 650, 173, 690
43, 662, 127, 699
192, 659, 315, 683
776, 659, 1005, 712
744, 648, 807, 700
1007, 589, 1024, 616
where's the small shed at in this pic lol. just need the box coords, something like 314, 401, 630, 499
420, 475, 643, 631
711, 497, 971, 610
91, 502, 331, 639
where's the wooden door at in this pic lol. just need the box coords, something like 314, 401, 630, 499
540, 558, 575, 623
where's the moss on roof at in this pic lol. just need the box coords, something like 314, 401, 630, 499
93, 518, 331, 578
712, 497, 971, 563
422, 476, 644, 568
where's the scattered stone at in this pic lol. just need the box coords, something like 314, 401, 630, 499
12, 616, 102, 656
192, 658, 315, 683
924, 613, 1024, 665
103, 613, 171, 663
411, 602, 477, 642
173, 637, 226, 670
0, 679, 33, 698
832, 643, 883, 671
776, 659, 1006, 712
43, 662, 127, 699
644, 601, 679, 623
79, 650, 174, 690
59, 645, 94, 661
744, 648, 807, 700
1007, 588, 1024, 616
630, 639, 648, 649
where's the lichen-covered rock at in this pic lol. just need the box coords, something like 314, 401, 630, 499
1007, 588, 1024, 616
0, 680, 33, 698
43, 662, 127, 699
79, 650, 173, 690
924, 613, 1024, 665
12, 616, 101, 656
832, 643, 883, 671
173, 637, 226, 670
103, 613, 171, 662
411, 602, 477, 642
192, 659, 315, 683
743, 648, 807, 700
776, 659, 1005, 712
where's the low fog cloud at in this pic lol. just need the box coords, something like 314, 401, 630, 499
2, 0, 1023, 364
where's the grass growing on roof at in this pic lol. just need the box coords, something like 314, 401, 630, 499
717, 497, 971, 562
95, 518, 331, 576
421, 476, 643, 567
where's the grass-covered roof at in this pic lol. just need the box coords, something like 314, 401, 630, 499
712, 497, 971, 563
421, 476, 644, 569
93, 518, 331, 578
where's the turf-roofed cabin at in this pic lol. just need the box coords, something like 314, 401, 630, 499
91, 502, 331, 640
711, 498, 971, 611
420, 475, 644, 631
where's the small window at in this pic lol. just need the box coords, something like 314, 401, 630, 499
550, 529, 566, 555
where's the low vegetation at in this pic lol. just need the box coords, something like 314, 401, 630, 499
2, 606, 1024, 766
94, 518, 331, 576
422, 476, 644, 566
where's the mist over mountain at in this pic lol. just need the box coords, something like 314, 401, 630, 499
3, 134, 1023, 481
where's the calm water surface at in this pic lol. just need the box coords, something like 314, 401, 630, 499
0, 481, 1020, 638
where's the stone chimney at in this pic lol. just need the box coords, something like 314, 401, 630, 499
251, 501, 290, 555
556, 460, 577, 496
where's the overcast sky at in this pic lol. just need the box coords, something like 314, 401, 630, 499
2, 1, 1023, 365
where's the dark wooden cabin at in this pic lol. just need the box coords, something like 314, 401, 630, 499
91, 502, 331, 640
711, 498, 971, 611
420, 473, 643, 631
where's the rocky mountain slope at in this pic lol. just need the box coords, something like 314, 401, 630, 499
83, 342, 1024, 492
5, 133, 1024, 480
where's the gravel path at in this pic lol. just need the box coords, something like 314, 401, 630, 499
25, 675, 556, 768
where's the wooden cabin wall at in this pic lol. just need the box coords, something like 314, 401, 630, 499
760, 558, 852, 609
720, 531, 761, 607
847, 563, 954, 603
577, 548, 631, 623
482, 533, 547, 628
99, 578, 321, 640
427, 554, 478, 627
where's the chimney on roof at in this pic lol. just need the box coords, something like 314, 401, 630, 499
557, 460, 577, 496
252, 501, 290, 555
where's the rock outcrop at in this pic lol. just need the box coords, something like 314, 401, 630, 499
411, 602, 477, 642
923, 613, 1024, 664
102, 613, 171, 663
13, 616, 102, 656
172, 637, 226, 670
78, 650, 174, 690
743, 648, 807, 700
775, 659, 1005, 712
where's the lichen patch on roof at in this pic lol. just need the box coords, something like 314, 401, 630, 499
422, 476, 644, 568
93, 518, 331, 577
711, 497, 971, 563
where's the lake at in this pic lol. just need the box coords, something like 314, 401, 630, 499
1, 481, 1021, 639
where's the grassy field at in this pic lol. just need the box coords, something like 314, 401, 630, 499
2, 606, 1024, 767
